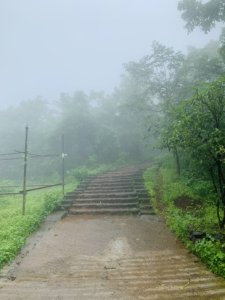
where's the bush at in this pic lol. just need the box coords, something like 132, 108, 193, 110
44, 191, 62, 213
191, 238, 225, 277
71, 167, 90, 181
144, 161, 225, 278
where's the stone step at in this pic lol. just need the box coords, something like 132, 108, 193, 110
65, 189, 135, 198
139, 200, 151, 205
66, 188, 132, 194
69, 207, 139, 215
85, 186, 135, 193
91, 175, 138, 179
78, 192, 137, 199
62, 198, 150, 210
140, 204, 152, 209
138, 196, 150, 200
139, 208, 155, 215
84, 182, 134, 187
75, 198, 139, 204
71, 202, 138, 209
95, 173, 141, 177
60, 166, 152, 214
135, 188, 149, 193
134, 184, 146, 188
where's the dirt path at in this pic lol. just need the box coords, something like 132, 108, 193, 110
0, 213, 225, 299
1, 167, 225, 299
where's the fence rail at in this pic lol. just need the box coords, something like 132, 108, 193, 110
21, 183, 62, 193
0, 126, 67, 215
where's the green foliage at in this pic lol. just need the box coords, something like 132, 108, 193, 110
144, 166, 158, 210
166, 207, 194, 241
70, 167, 90, 181
178, 0, 225, 62
0, 188, 62, 269
144, 162, 225, 277
43, 191, 62, 213
162, 77, 225, 227
178, 0, 225, 33
192, 238, 225, 277
120, 42, 184, 137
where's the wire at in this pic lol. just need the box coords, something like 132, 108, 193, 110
16, 150, 60, 157
0, 151, 62, 160
0, 152, 20, 156
29, 153, 60, 158
0, 157, 23, 161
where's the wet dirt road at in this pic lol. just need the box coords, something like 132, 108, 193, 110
0, 214, 225, 299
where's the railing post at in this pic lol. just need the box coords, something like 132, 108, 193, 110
22, 125, 29, 215
62, 134, 65, 196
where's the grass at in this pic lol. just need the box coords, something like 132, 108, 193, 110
0, 191, 57, 269
144, 158, 225, 278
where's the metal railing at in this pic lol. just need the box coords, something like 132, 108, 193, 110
0, 126, 67, 215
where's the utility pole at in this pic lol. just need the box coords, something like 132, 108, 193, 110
22, 125, 29, 215
61, 134, 65, 196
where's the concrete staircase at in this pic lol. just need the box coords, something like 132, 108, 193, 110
61, 167, 154, 215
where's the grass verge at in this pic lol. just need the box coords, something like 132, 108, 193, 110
144, 160, 225, 278
0, 187, 65, 269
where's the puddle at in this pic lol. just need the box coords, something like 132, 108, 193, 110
104, 237, 132, 259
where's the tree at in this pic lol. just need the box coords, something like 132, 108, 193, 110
118, 41, 225, 173
51, 91, 98, 167
173, 41, 225, 103
162, 77, 225, 228
178, 0, 225, 33
0, 98, 52, 181
118, 41, 185, 141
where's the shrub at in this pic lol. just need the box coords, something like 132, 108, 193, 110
144, 162, 225, 278
0, 188, 63, 269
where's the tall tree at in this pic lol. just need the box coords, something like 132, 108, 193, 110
178, 0, 225, 33
162, 77, 225, 228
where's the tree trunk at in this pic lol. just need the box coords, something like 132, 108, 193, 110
174, 147, 181, 176
215, 158, 225, 229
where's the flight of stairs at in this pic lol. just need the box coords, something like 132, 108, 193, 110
61, 167, 154, 215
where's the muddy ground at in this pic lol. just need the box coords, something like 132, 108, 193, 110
0, 213, 225, 299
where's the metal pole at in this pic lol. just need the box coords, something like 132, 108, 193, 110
62, 134, 65, 196
22, 125, 29, 215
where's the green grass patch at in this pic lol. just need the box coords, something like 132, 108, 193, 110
0, 185, 66, 269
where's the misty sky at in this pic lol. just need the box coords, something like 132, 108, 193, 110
0, 0, 221, 107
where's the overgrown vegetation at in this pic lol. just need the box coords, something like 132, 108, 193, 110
161, 77, 225, 228
0, 188, 63, 269
144, 158, 225, 278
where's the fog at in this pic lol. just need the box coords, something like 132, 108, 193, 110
0, 0, 221, 107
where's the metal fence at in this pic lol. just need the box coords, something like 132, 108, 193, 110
0, 126, 67, 215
